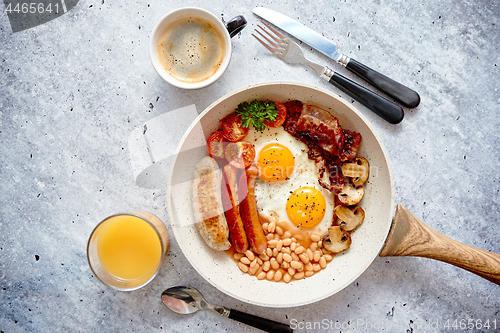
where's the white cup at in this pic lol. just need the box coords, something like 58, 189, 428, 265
149, 7, 246, 89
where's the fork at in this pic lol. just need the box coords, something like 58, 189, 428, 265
253, 22, 404, 124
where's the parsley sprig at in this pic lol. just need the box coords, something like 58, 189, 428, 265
235, 100, 278, 132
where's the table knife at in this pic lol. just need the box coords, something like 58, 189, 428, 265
253, 7, 420, 108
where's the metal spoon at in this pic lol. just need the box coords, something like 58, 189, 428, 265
161, 286, 293, 333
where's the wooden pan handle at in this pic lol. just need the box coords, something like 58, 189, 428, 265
380, 204, 500, 285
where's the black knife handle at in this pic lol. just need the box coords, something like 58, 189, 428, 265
346, 58, 420, 108
328, 71, 404, 124
228, 308, 293, 333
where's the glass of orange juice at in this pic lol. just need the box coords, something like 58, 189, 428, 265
87, 211, 169, 291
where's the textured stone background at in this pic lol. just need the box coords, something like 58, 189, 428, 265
1, 0, 499, 332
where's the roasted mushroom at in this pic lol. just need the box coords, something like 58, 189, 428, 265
322, 226, 351, 253
338, 184, 364, 206
335, 205, 365, 232
342, 157, 369, 187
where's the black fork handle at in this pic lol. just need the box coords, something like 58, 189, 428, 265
328, 71, 404, 124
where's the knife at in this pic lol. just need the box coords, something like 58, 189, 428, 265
254, 22, 404, 124
253, 7, 420, 108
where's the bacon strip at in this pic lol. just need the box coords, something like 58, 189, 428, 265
294, 104, 344, 156
340, 129, 362, 162
283, 101, 362, 191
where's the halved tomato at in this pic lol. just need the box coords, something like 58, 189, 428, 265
221, 113, 249, 142
263, 102, 287, 128
206, 130, 227, 159
225, 141, 256, 169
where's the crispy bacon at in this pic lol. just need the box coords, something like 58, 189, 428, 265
294, 104, 344, 156
308, 145, 347, 191
339, 129, 362, 162
283, 100, 303, 134
283, 101, 361, 191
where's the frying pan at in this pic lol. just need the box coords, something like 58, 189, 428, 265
166, 81, 500, 307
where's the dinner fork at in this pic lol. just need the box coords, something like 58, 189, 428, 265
253, 22, 404, 124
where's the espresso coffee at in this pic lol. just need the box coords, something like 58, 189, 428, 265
157, 15, 227, 84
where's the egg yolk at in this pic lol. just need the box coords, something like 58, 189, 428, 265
286, 187, 326, 228
257, 143, 294, 182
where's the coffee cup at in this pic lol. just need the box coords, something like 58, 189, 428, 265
149, 8, 246, 89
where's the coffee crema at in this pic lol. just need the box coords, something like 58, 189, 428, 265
157, 15, 226, 84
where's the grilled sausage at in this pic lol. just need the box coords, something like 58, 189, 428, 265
222, 165, 249, 253
191, 156, 231, 251
239, 164, 268, 254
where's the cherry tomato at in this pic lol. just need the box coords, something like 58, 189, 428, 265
263, 102, 287, 128
225, 141, 256, 169
221, 113, 249, 142
206, 130, 227, 159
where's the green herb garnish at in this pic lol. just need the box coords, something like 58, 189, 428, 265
235, 100, 278, 132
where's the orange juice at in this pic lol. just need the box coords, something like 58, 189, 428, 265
97, 215, 162, 280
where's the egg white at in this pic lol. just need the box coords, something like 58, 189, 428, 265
245, 126, 334, 236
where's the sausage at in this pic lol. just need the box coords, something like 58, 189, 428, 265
239, 164, 268, 254
191, 156, 231, 251
222, 165, 249, 253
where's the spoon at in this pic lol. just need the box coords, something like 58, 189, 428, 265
161, 286, 293, 333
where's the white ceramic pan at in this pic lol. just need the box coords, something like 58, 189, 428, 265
166, 82, 500, 308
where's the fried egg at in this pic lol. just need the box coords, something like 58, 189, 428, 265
245, 126, 334, 237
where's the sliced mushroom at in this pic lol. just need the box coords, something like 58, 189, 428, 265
322, 226, 351, 253
342, 157, 369, 186
335, 205, 365, 232
338, 184, 364, 206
